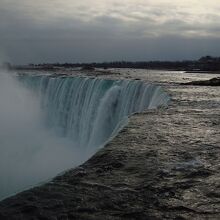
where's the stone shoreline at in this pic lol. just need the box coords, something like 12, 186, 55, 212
182, 77, 220, 86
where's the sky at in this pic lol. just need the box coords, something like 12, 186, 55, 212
0, 0, 220, 64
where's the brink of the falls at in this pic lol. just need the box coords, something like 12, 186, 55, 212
0, 73, 169, 200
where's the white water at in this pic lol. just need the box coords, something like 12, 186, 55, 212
0, 72, 169, 200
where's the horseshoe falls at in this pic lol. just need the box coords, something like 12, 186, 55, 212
0, 73, 169, 200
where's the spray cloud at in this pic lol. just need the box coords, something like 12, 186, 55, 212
0, 70, 85, 200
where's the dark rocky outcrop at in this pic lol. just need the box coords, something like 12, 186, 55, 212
81, 65, 95, 71
182, 77, 220, 86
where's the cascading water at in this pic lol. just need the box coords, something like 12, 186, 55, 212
0, 72, 169, 200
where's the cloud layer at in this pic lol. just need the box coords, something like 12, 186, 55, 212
0, 0, 220, 63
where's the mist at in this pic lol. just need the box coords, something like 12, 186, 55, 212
0, 70, 86, 200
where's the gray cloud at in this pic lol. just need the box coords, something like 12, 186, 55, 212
0, 0, 220, 64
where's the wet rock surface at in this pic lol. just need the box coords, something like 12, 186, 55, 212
0, 71, 219, 220
182, 77, 220, 86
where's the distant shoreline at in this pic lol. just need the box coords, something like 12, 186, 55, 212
12, 66, 220, 75
2, 56, 220, 73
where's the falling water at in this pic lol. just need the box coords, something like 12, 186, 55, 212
0, 72, 169, 200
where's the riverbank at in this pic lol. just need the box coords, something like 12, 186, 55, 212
0, 70, 219, 220
182, 77, 220, 86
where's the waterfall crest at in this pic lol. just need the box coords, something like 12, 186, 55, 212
20, 76, 169, 151
0, 74, 169, 200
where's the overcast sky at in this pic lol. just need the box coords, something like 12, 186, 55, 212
0, 0, 220, 64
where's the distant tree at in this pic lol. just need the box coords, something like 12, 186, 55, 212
199, 56, 214, 62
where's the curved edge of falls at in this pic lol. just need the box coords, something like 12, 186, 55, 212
19, 75, 170, 151
0, 74, 170, 201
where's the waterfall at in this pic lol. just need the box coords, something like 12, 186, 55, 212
20, 75, 169, 151
0, 73, 169, 200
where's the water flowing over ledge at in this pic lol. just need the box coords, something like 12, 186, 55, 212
20, 76, 170, 151
0, 74, 169, 200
